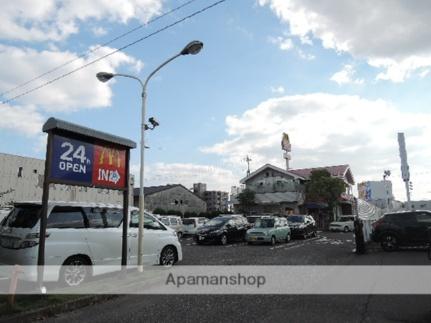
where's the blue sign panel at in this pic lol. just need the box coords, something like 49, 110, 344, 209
50, 135, 94, 184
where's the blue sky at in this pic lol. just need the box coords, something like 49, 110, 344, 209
1, 0, 431, 200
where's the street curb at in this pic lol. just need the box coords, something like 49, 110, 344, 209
0, 294, 118, 323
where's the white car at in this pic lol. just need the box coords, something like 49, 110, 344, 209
159, 215, 183, 238
0, 201, 182, 286
329, 216, 355, 232
182, 217, 207, 235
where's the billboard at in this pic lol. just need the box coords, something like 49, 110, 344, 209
50, 135, 127, 189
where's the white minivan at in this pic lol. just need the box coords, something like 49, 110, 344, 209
0, 201, 182, 286
182, 217, 207, 235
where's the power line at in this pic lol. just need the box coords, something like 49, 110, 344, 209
0, 0, 226, 106
0, 0, 199, 99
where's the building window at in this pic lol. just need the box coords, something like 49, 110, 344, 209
33, 169, 38, 174
17, 167, 23, 177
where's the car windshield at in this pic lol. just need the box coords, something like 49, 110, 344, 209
161, 218, 170, 225
205, 218, 228, 227
3, 204, 42, 228
255, 218, 275, 228
288, 215, 305, 223
247, 216, 259, 224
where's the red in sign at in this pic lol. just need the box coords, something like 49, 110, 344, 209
92, 145, 126, 189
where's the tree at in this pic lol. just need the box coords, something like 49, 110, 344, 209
237, 188, 255, 215
305, 169, 347, 217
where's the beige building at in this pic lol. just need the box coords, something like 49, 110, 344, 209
0, 152, 134, 207
134, 184, 207, 214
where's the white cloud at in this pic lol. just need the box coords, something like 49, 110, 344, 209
92, 27, 107, 37
131, 162, 238, 192
259, 0, 431, 82
0, 104, 44, 136
330, 64, 364, 85
0, 0, 163, 42
270, 85, 285, 95
0, 44, 144, 111
203, 93, 431, 200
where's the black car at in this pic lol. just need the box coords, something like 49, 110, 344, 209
194, 215, 249, 245
371, 211, 431, 251
287, 214, 317, 239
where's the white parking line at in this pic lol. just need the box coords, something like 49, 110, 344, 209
0, 277, 9, 281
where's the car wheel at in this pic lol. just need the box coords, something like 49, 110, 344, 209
270, 236, 276, 246
160, 246, 177, 266
220, 234, 228, 245
285, 233, 291, 243
60, 256, 92, 287
381, 233, 399, 252
343, 226, 349, 233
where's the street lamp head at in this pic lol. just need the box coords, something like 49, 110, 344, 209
96, 72, 115, 83
180, 40, 204, 55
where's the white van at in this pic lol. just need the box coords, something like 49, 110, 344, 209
182, 217, 207, 235
159, 215, 183, 238
0, 201, 182, 286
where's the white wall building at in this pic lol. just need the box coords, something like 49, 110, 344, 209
357, 180, 394, 210
0, 153, 133, 207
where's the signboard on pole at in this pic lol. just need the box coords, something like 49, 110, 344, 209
50, 134, 127, 189
38, 118, 136, 289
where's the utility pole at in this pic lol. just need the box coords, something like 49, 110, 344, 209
245, 155, 252, 176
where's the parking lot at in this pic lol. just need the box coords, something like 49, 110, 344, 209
38, 230, 431, 323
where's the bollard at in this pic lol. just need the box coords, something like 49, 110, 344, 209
8, 265, 24, 307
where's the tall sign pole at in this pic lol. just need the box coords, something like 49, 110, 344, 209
245, 155, 252, 176
281, 133, 291, 171
397, 133, 411, 203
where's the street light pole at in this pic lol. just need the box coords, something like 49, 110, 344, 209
96, 40, 203, 272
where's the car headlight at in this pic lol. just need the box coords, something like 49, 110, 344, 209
299, 224, 306, 229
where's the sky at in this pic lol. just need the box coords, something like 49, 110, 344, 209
1, 0, 431, 201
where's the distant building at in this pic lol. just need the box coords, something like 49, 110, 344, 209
235, 163, 356, 229
290, 164, 355, 227
236, 164, 306, 215
203, 190, 229, 212
0, 152, 133, 207
134, 184, 207, 214
357, 180, 394, 210
193, 183, 207, 197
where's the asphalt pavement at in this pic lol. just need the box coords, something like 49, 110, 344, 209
20, 232, 431, 322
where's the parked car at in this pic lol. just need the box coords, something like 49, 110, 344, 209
182, 217, 207, 235
246, 216, 291, 245
246, 215, 262, 227
329, 216, 355, 232
159, 215, 183, 238
0, 208, 11, 224
371, 210, 431, 251
194, 215, 249, 245
287, 214, 317, 239
0, 201, 182, 286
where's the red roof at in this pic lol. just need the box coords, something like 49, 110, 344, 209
289, 165, 354, 185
